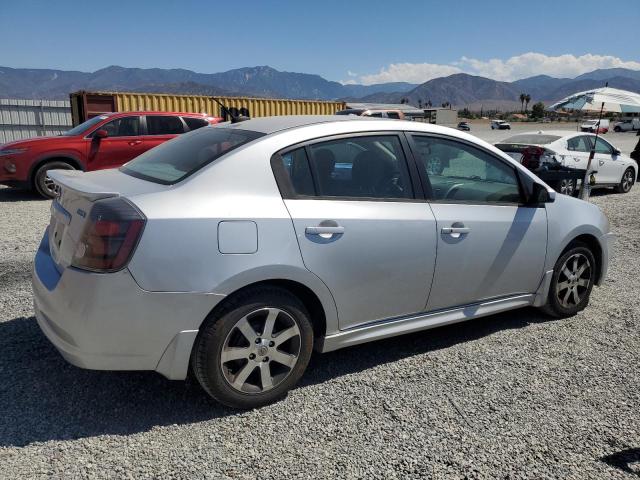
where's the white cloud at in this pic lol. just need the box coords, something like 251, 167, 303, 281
358, 63, 462, 85
459, 52, 640, 81
350, 53, 640, 85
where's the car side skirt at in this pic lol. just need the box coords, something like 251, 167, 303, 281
319, 293, 535, 353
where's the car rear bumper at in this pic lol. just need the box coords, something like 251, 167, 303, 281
32, 232, 224, 379
597, 232, 615, 285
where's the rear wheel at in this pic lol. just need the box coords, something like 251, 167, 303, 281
33, 161, 75, 198
614, 126, 621, 132
615, 167, 635, 193
558, 178, 575, 196
191, 286, 314, 409
541, 243, 596, 318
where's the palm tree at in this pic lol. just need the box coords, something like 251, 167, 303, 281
519, 93, 526, 113
418, 99, 423, 108
524, 94, 531, 112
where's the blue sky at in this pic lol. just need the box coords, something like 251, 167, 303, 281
1, 0, 639, 84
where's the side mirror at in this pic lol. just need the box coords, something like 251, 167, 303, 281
613, 148, 621, 156
94, 129, 108, 139
531, 182, 555, 204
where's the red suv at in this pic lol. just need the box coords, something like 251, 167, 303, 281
0, 111, 222, 198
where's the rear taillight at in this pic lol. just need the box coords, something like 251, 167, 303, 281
72, 197, 146, 272
521, 146, 544, 170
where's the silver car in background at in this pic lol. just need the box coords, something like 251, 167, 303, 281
33, 116, 613, 409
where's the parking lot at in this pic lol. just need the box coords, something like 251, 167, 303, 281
0, 126, 639, 479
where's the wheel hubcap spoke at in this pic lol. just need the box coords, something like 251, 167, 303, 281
262, 308, 279, 338
270, 350, 297, 368
273, 326, 298, 346
232, 362, 256, 389
259, 363, 273, 389
235, 317, 257, 342
221, 347, 251, 363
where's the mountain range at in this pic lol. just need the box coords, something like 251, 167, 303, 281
1, 65, 639, 111
358, 69, 640, 111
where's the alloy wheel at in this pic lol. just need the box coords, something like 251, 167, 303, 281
559, 178, 575, 196
220, 307, 301, 394
621, 169, 634, 192
43, 175, 58, 197
555, 253, 592, 308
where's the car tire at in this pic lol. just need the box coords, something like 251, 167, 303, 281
191, 286, 314, 409
33, 161, 75, 198
541, 243, 596, 318
558, 178, 575, 196
614, 126, 621, 132
615, 167, 635, 193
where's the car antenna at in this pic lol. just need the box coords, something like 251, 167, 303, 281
211, 97, 250, 123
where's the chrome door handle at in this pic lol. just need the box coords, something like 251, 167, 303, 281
441, 226, 470, 234
305, 226, 345, 235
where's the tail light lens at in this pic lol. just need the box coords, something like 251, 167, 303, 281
521, 146, 544, 170
72, 197, 146, 272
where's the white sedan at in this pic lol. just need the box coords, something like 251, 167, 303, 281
495, 131, 636, 195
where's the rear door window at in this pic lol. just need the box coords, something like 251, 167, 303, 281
567, 136, 592, 152
276, 135, 414, 200
146, 115, 186, 135
279, 148, 315, 196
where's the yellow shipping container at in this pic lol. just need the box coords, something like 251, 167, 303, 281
70, 91, 346, 126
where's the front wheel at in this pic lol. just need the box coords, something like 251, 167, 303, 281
614, 126, 621, 132
191, 286, 314, 409
33, 161, 75, 198
541, 244, 596, 318
615, 167, 635, 193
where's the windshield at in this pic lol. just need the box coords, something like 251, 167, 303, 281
500, 134, 561, 145
120, 127, 264, 184
63, 115, 108, 136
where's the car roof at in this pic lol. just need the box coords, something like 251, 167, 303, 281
104, 111, 212, 118
501, 131, 610, 143
225, 115, 379, 134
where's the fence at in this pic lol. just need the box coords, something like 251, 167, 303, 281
0, 99, 72, 144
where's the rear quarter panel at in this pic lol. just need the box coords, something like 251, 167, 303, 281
126, 135, 341, 334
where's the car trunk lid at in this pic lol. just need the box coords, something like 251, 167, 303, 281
46, 169, 163, 270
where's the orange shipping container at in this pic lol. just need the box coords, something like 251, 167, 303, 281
70, 91, 346, 126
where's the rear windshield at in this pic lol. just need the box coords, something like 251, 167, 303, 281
500, 134, 561, 145
120, 127, 264, 184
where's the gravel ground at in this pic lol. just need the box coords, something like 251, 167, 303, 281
1, 139, 639, 478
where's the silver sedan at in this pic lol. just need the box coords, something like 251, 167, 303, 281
33, 116, 613, 409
